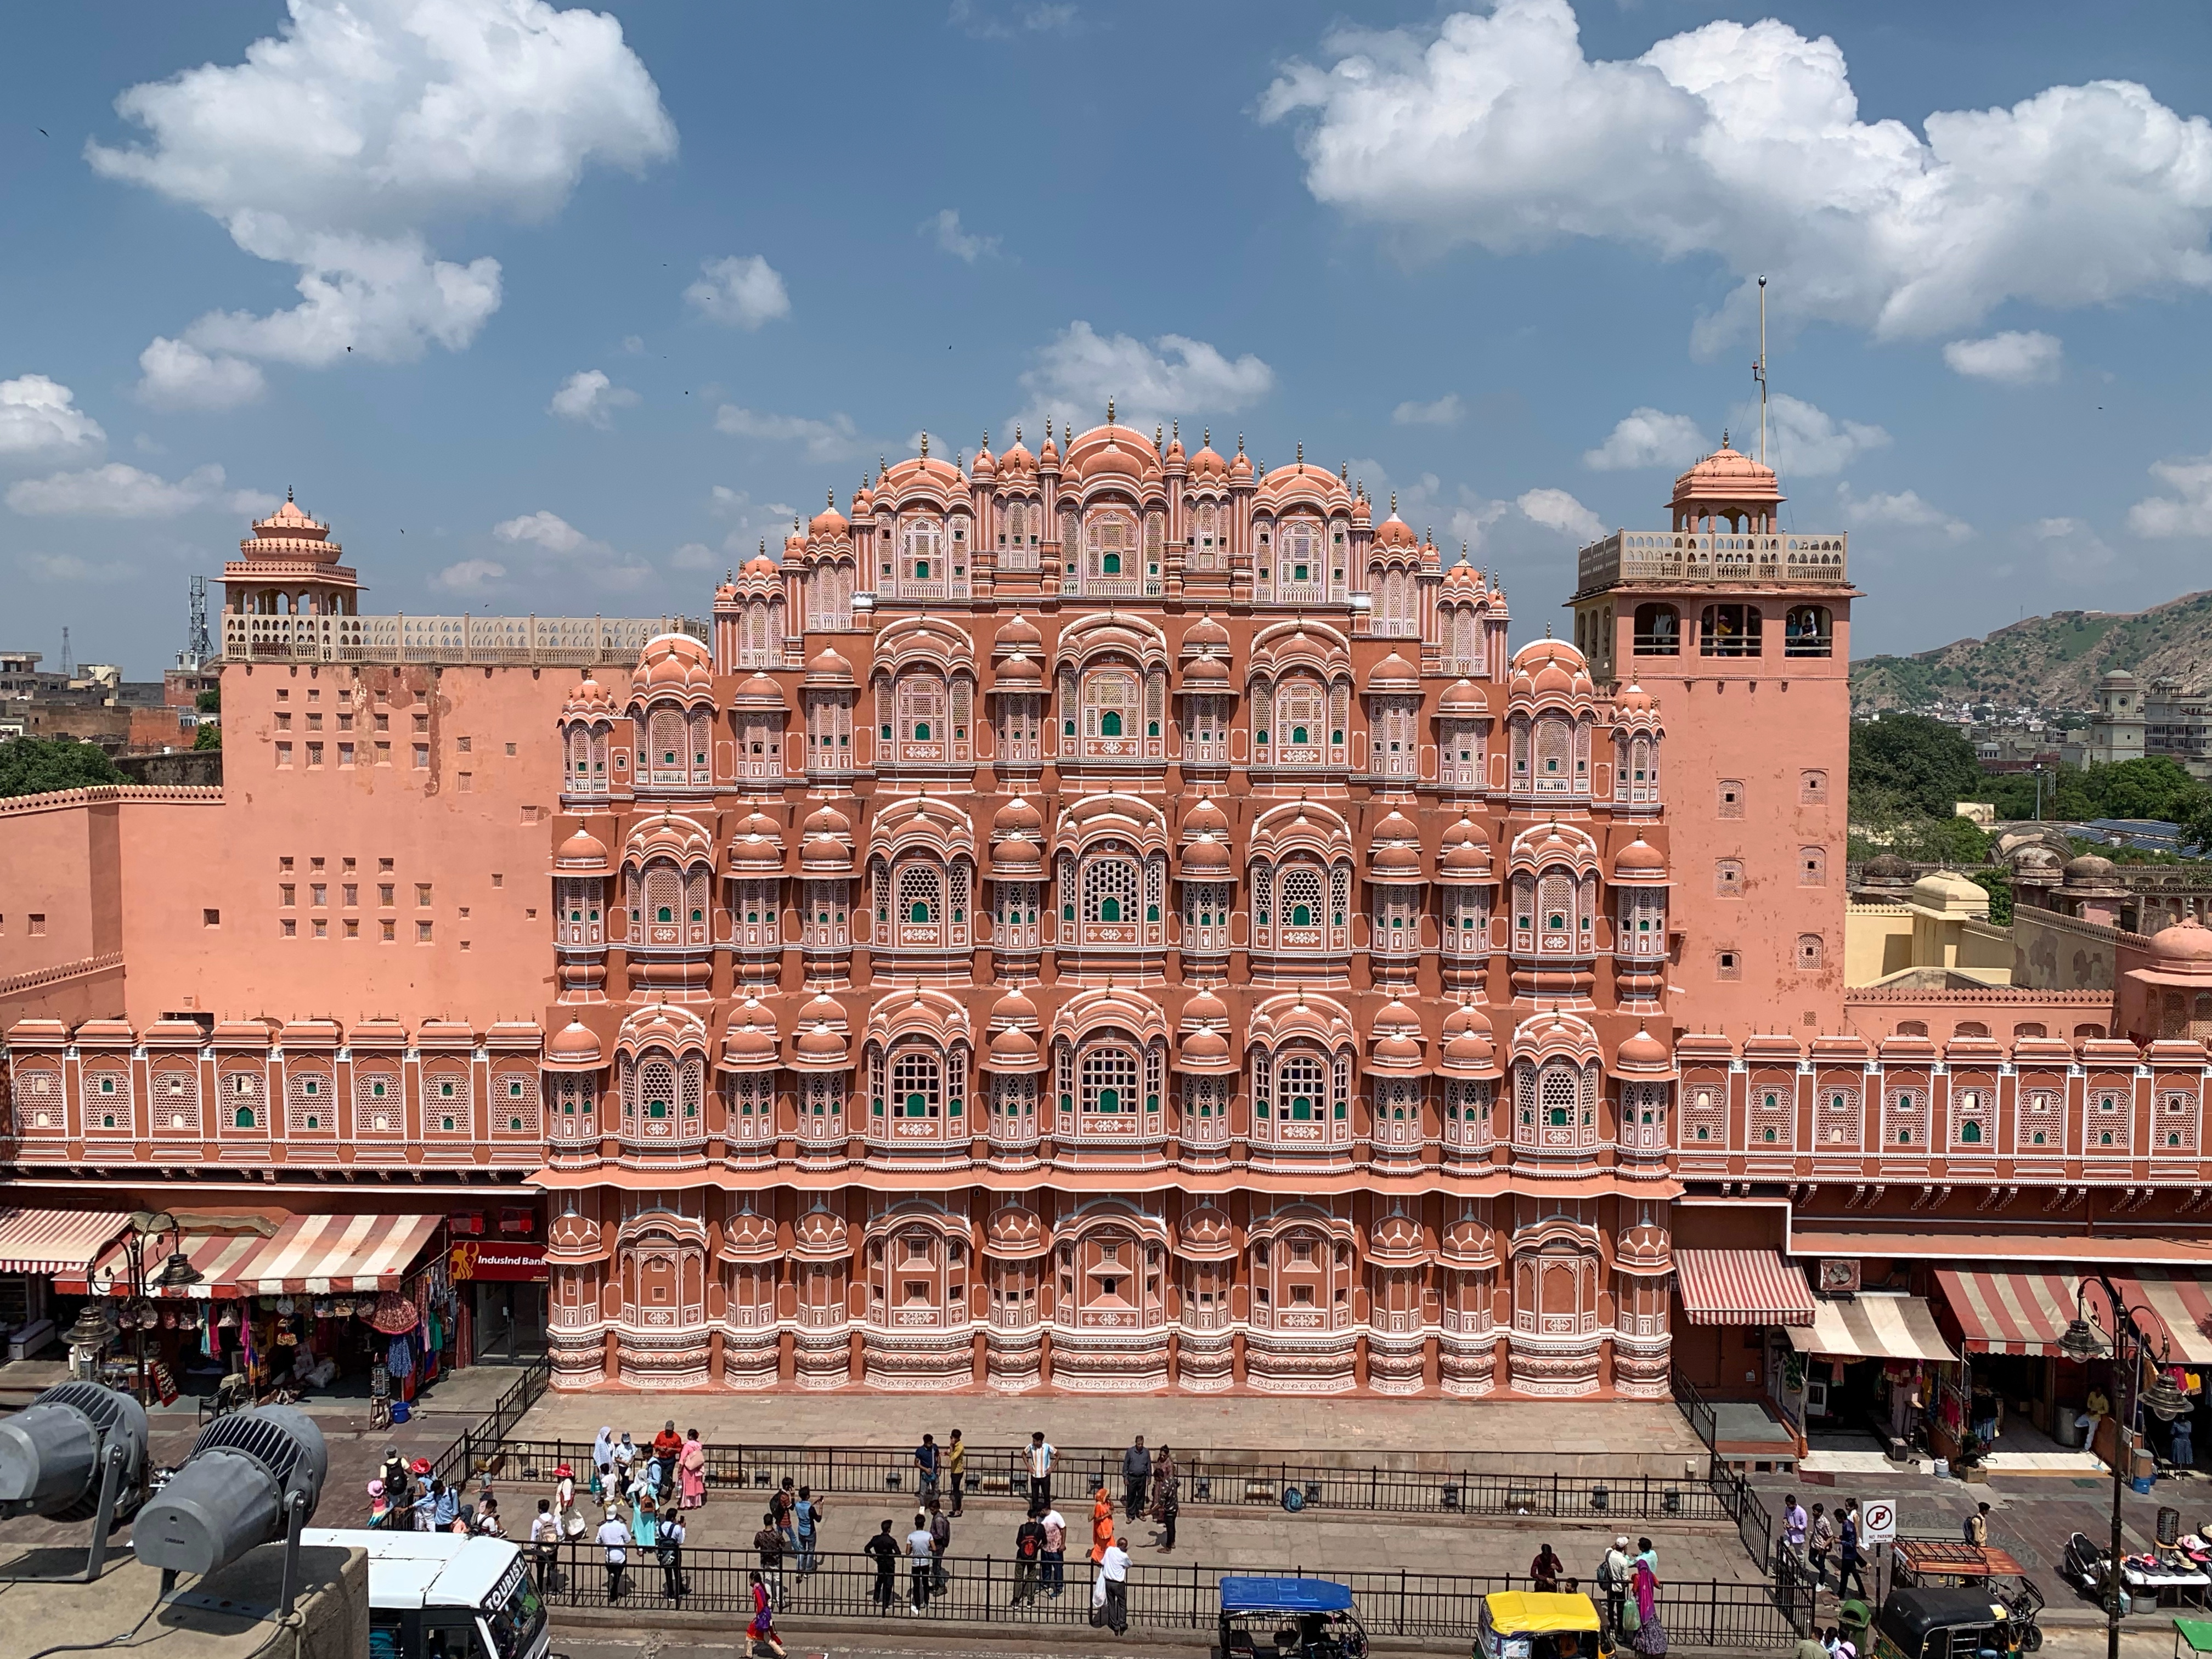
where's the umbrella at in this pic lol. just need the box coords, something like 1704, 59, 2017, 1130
368, 1290, 419, 1335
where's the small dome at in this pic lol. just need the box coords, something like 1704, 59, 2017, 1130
1373, 810, 1419, 843
1618, 1221, 1671, 1267
995, 614, 1043, 654
1441, 1216, 1497, 1267
556, 826, 609, 868
2064, 854, 2120, 884
2151, 915, 2212, 966
734, 672, 785, 706
1177, 1203, 1235, 1255
805, 647, 855, 685
1182, 989, 1229, 1026
988, 987, 1039, 1029
721, 1002, 780, 1067
1364, 651, 1419, 692
1613, 682, 1657, 715
1180, 833, 1232, 876
1859, 853, 1915, 887
1181, 614, 1232, 654
993, 795, 1043, 837
1181, 653, 1231, 686
548, 1020, 602, 1062
803, 802, 853, 838
1615, 1025, 1671, 1072
802, 833, 855, 873
637, 632, 714, 695
562, 675, 615, 717
795, 1021, 850, 1063
1177, 1025, 1231, 1066
987, 1026, 1042, 1068
1613, 837, 1667, 876
1181, 797, 1231, 838
792, 1207, 849, 1257
1372, 512, 1418, 550
1369, 842, 1424, 878
985, 1205, 1046, 1254
1440, 678, 1489, 717
991, 832, 1043, 876
995, 651, 1044, 685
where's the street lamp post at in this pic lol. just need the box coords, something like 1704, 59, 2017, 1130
115, 1210, 202, 1403
2058, 1274, 2192, 1659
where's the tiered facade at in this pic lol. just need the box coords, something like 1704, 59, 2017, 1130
535, 422, 1684, 1395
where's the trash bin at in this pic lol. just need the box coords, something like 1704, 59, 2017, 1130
1838, 1598, 1872, 1654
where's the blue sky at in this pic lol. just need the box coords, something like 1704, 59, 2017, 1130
8, 0, 2212, 676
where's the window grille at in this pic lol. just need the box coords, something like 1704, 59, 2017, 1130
1081, 1047, 1137, 1114
1081, 859, 1137, 924
892, 1050, 941, 1118
1280, 866, 1322, 927
151, 1069, 200, 1135
222, 1070, 263, 1131
285, 1070, 331, 1132
1277, 1052, 1325, 1121
896, 864, 941, 924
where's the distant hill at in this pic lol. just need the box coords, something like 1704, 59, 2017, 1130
1851, 589, 2212, 711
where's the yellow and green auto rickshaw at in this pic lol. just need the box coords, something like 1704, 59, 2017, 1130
1474, 1591, 1613, 1659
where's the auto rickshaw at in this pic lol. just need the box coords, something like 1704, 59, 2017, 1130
1474, 1590, 1613, 1659
1870, 1585, 2026, 1659
1215, 1577, 1370, 1659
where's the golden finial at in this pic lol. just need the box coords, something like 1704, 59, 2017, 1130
826, 488, 834, 509
1107, 397, 1115, 424
1390, 492, 1397, 515
1155, 422, 1164, 449
1236, 432, 1244, 454
1296, 441, 1304, 469
920, 432, 929, 459
1204, 427, 1211, 448
981, 428, 989, 448
1014, 424, 1022, 444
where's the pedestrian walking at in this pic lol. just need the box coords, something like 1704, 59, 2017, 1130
378, 1447, 409, 1502
1810, 1504, 1833, 1589
1098, 1535, 1131, 1635
914, 1434, 941, 1506
947, 1428, 967, 1517
864, 1519, 900, 1611
1122, 1435, 1152, 1520
473, 1496, 505, 1539
658, 1505, 687, 1602
906, 1511, 935, 1612
1628, 1554, 1667, 1656
1041, 1501, 1068, 1597
1831, 1504, 1867, 1601
1837, 1502, 1867, 1600
1599, 1536, 1632, 1635
1152, 1445, 1181, 1553
927, 1496, 952, 1593
612, 1431, 638, 1482
772, 1477, 797, 1555
793, 1486, 823, 1576
1794, 1632, 1830, 1659
753, 1509, 786, 1609
625, 1461, 656, 1519
678, 1429, 707, 1509
652, 1420, 682, 1496
1027, 1430, 1056, 1506
1013, 1504, 1046, 1606
591, 1427, 615, 1482
529, 1498, 560, 1594
1783, 1493, 1809, 1575
746, 1570, 786, 1658
1531, 1543, 1564, 1593
596, 1507, 629, 1601
1090, 1485, 1115, 1564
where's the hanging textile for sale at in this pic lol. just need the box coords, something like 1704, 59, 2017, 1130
386, 1333, 414, 1378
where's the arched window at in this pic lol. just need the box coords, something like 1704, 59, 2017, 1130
1633, 603, 1679, 656
893, 1049, 940, 1118
1081, 1046, 1136, 1114
1282, 866, 1322, 931
1279, 1052, 1325, 1121
1699, 605, 1762, 657
900, 864, 941, 925
1784, 606, 1832, 658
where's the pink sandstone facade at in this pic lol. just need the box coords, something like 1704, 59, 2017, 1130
8, 431, 2212, 1403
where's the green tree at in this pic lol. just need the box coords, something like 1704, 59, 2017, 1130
194, 687, 220, 713
1969, 869, 2013, 925
193, 721, 222, 751
0, 736, 125, 798
1850, 715, 1983, 817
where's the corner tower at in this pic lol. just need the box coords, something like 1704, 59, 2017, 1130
1568, 443, 1855, 1038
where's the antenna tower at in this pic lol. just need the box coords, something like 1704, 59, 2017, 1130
1753, 275, 1769, 466
186, 575, 211, 668
60, 626, 73, 679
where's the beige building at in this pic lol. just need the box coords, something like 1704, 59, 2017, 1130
1846, 856, 2012, 988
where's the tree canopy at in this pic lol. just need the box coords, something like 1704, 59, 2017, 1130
1850, 715, 1984, 817
0, 736, 124, 798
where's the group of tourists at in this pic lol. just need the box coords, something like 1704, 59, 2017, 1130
365, 1448, 509, 1540
1780, 1494, 1871, 1599
1541, 1536, 1666, 1656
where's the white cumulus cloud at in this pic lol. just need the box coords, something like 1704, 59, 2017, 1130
2030, 515, 2117, 584
430, 558, 507, 595
923, 208, 1000, 263
136, 338, 266, 410
1942, 330, 2064, 385
1015, 320, 1274, 436
7, 461, 268, 518
685, 256, 791, 328
89, 0, 674, 380
713, 405, 860, 462
669, 542, 718, 572
1835, 482, 1972, 542
549, 369, 639, 427
492, 508, 652, 591
2128, 448, 2212, 538
1517, 487, 1604, 541
0, 375, 106, 456
1393, 393, 1464, 426
1583, 408, 1708, 470
1729, 393, 1887, 477
1261, 0, 2212, 355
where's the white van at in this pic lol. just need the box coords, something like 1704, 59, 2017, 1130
302, 1528, 549, 1659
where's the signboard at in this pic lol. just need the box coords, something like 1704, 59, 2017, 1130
450, 1241, 548, 1284
1861, 1499, 1898, 1543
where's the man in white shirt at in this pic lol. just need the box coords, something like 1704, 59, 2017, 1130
595, 1509, 629, 1601
1098, 1535, 1131, 1634
905, 1513, 935, 1613
528, 1499, 560, 1594
1027, 1431, 1056, 1507
1041, 1503, 1068, 1598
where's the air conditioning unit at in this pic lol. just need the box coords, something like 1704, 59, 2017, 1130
1818, 1258, 1861, 1294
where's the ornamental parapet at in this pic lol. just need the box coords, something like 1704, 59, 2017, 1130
221, 611, 706, 664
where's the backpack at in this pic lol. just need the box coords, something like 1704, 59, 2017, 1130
1598, 1555, 1618, 1592
1282, 1487, 1306, 1513
1019, 1527, 1041, 1561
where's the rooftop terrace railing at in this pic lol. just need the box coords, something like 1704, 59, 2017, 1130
1577, 531, 1848, 592
219, 613, 706, 665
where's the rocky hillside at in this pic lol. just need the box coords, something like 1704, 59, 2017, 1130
1851, 588, 2212, 711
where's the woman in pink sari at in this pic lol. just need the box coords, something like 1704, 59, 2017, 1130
678, 1429, 708, 1510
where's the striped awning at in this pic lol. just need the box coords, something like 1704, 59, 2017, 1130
72, 1231, 267, 1298
2109, 1268, 2212, 1364
232, 1214, 442, 1295
1675, 1249, 1818, 1327
0, 1209, 131, 1275
1935, 1271, 2106, 1357
1787, 1294, 1957, 1363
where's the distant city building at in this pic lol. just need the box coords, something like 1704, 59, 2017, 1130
2085, 668, 2212, 776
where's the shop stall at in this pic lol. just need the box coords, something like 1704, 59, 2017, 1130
0, 1207, 131, 1362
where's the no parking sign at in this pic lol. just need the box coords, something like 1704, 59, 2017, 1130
1863, 1499, 1899, 1543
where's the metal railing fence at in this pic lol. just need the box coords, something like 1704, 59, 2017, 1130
493, 1436, 1728, 1523
533, 1545, 1803, 1649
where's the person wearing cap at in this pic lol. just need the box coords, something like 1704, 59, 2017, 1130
1599, 1536, 1633, 1635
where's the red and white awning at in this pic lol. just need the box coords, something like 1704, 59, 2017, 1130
1674, 1248, 1817, 1327
72, 1230, 267, 1298
2109, 1268, 2212, 1365
0, 1209, 131, 1275
1787, 1294, 1957, 1363
232, 1214, 442, 1295
1934, 1270, 2105, 1357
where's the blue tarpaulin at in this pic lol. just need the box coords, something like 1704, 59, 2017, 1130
1219, 1577, 1356, 1615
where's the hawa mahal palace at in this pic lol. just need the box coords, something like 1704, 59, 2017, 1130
7, 415, 2212, 1403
